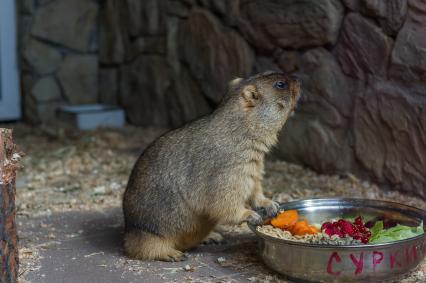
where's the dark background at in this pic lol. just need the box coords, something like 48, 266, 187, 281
16, 0, 426, 198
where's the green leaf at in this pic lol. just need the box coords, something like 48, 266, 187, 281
368, 222, 424, 244
370, 221, 384, 237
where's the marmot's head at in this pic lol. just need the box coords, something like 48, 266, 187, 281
227, 71, 301, 133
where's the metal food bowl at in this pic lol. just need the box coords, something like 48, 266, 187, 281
249, 198, 426, 282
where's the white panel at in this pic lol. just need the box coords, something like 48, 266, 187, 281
0, 0, 21, 120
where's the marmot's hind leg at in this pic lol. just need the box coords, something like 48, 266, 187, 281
124, 231, 187, 262
202, 231, 224, 244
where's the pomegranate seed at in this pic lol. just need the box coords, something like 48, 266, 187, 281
335, 226, 344, 233
340, 222, 355, 236
354, 216, 363, 225
324, 228, 334, 236
321, 222, 333, 230
365, 221, 374, 228
321, 216, 373, 244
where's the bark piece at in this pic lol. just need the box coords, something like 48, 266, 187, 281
0, 129, 20, 282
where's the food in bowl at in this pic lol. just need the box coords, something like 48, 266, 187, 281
251, 199, 426, 282
257, 209, 424, 245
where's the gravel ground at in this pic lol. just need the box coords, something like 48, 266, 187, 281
3, 123, 425, 282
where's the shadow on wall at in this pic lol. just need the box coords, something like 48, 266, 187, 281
17, 0, 426, 198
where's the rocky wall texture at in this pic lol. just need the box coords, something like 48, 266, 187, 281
18, 0, 99, 123
18, 0, 426, 198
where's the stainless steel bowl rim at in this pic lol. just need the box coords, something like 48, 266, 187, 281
250, 197, 426, 249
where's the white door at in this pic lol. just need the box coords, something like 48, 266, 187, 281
0, 0, 21, 121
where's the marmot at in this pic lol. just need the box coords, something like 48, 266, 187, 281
123, 71, 301, 261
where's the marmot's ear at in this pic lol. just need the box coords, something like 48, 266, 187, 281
241, 85, 260, 107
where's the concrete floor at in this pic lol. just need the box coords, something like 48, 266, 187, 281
18, 208, 287, 283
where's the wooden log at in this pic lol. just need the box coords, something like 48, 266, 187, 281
0, 129, 19, 283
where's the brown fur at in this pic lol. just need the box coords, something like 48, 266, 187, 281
123, 71, 301, 261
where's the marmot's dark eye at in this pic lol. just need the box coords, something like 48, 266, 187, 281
274, 81, 288, 89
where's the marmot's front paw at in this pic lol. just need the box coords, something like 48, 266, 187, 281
246, 210, 263, 226
255, 199, 280, 219
264, 200, 279, 218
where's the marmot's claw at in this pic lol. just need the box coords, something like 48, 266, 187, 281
247, 211, 263, 226
162, 250, 188, 262
255, 201, 279, 220
265, 201, 280, 218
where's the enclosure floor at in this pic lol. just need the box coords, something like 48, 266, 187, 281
18, 208, 282, 282
5, 123, 425, 282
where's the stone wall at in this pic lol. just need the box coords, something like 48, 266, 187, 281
18, 0, 99, 123
17, 0, 426, 198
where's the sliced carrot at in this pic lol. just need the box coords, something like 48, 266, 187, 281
270, 217, 288, 229
291, 220, 311, 235
270, 210, 299, 229
270, 209, 319, 236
